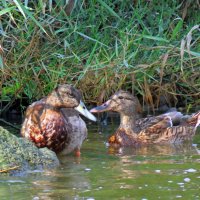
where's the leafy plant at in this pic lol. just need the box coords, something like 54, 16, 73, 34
0, 0, 199, 114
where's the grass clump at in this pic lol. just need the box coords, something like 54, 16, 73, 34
0, 0, 199, 114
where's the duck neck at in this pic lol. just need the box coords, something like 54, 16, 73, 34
44, 97, 60, 111
119, 114, 138, 136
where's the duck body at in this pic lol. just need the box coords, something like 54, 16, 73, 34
90, 90, 200, 147
21, 84, 96, 155
108, 117, 197, 146
21, 99, 71, 153
60, 108, 88, 155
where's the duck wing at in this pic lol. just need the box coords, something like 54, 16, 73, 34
136, 111, 183, 131
137, 111, 200, 144
21, 100, 72, 153
137, 117, 173, 143
152, 126, 195, 144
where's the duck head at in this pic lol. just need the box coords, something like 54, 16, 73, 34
46, 84, 96, 121
90, 90, 142, 116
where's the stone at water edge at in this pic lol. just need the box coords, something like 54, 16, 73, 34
0, 126, 59, 174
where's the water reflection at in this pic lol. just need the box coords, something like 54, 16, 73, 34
105, 142, 200, 184
107, 142, 200, 156
30, 157, 92, 200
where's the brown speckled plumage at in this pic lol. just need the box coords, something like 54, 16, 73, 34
91, 90, 200, 146
21, 84, 91, 155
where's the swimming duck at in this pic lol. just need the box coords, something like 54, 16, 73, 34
90, 90, 200, 146
21, 84, 96, 156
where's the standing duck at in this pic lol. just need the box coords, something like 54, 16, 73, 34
90, 90, 200, 146
21, 84, 96, 156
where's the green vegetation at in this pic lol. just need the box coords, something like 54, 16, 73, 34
0, 0, 200, 114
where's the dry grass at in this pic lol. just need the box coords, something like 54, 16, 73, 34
0, 0, 200, 114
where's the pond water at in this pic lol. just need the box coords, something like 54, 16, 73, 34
0, 120, 200, 200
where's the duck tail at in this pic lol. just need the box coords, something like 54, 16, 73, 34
186, 111, 200, 128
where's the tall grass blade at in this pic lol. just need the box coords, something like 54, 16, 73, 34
49, 0, 53, 12
86, 42, 98, 65
186, 50, 200, 57
97, 0, 122, 21
13, 0, 27, 19
76, 32, 109, 47
0, 56, 3, 69
134, 11, 150, 34
24, 0, 28, 7
0, 6, 16, 16
115, 38, 119, 57
170, 19, 183, 40
18, 3, 48, 35
142, 35, 169, 42
186, 25, 200, 53
1, 0, 16, 22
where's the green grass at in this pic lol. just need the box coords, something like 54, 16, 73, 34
0, 0, 200, 113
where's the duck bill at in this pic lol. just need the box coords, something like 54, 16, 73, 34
90, 100, 111, 113
75, 101, 97, 122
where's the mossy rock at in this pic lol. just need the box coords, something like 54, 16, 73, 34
0, 126, 59, 175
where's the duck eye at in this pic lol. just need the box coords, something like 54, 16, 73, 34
68, 93, 74, 98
